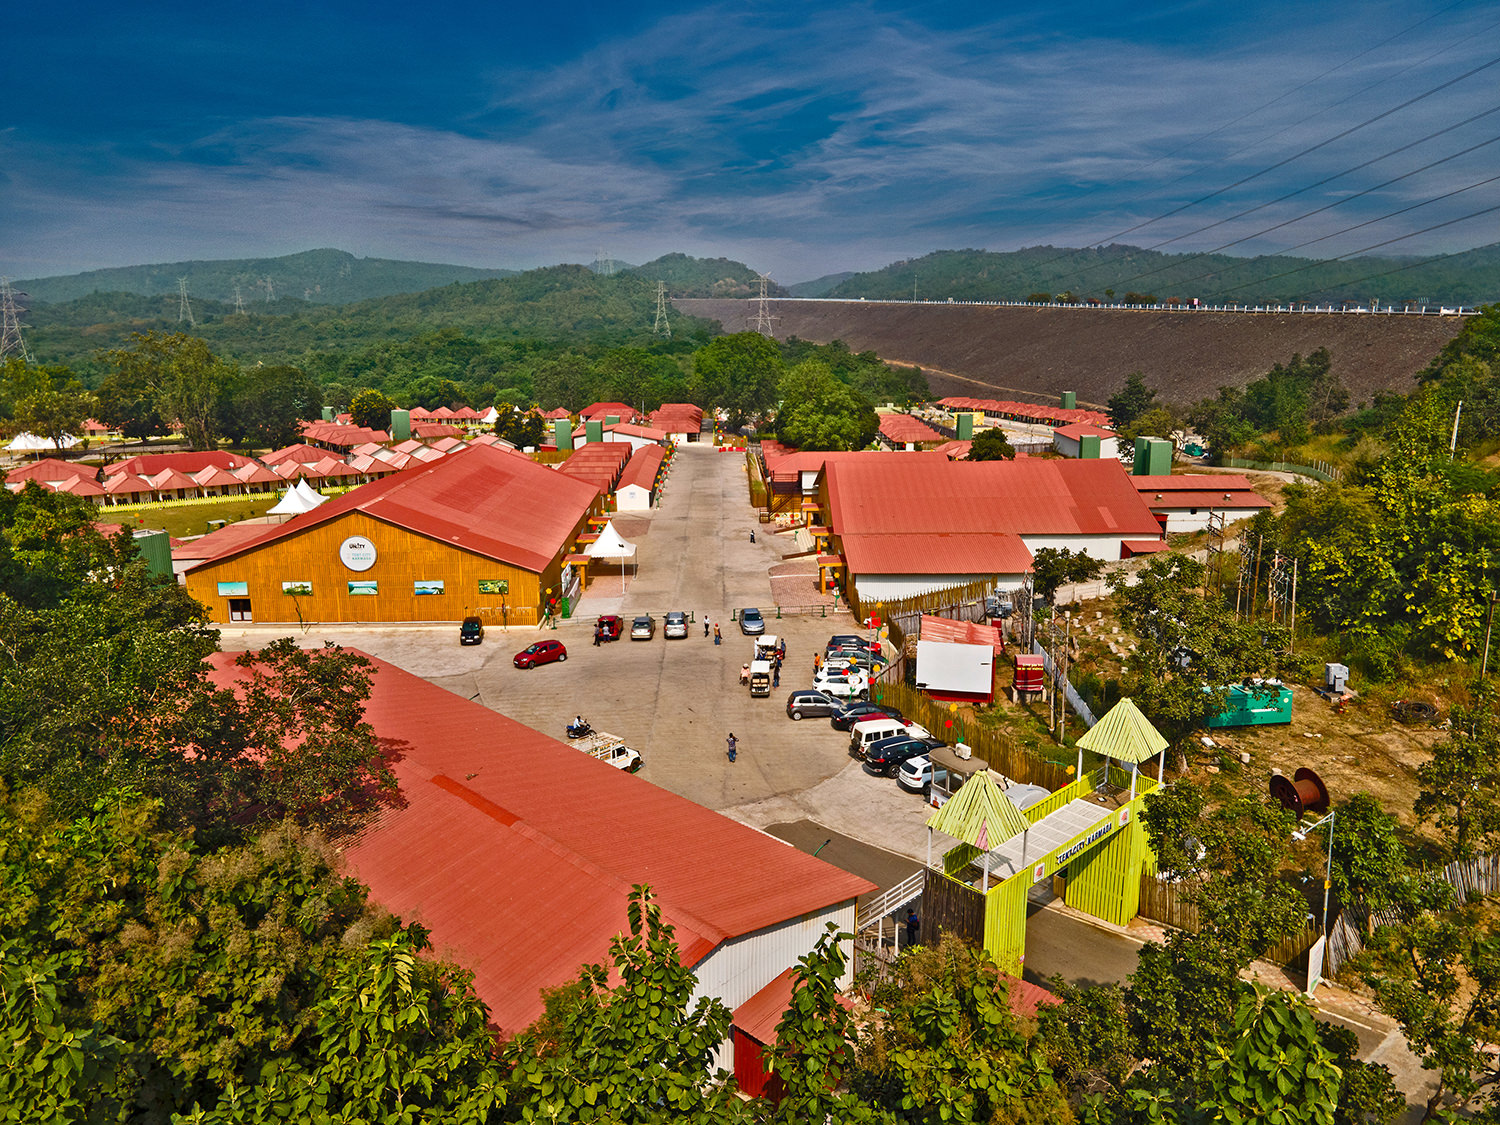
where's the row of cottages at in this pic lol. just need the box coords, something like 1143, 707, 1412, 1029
936, 396, 1113, 429
183, 445, 603, 626
649, 403, 705, 443
208, 649, 872, 1079
569, 420, 669, 453
1133, 473, 1271, 533
810, 456, 1167, 605
615, 444, 667, 511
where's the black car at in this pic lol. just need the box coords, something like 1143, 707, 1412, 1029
829, 701, 903, 731
827, 634, 879, 653
864, 735, 944, 778
785, 690, 840, 721
459, 616, 484, 645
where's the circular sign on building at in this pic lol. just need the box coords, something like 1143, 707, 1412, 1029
338, 536, 378, 572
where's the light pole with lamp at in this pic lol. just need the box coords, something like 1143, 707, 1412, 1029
1293, 809, 1336, 996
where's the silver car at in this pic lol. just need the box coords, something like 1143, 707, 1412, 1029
664, 611, 688, 639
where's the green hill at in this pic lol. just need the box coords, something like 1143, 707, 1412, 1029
22, 266, 716, 376
16, 248, 516, 306
787, 272, 857, 298
826, 244, 1500, 306
627, 253, 787, 298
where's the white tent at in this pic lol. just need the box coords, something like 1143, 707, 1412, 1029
268, 479, 328, 517
585, 520, 637, 593
7, 432, 80, 452
481, 406, 501, 425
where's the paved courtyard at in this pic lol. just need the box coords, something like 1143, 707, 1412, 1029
218, 442, 949, 862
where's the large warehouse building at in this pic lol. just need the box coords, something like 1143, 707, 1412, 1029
208, 651, 872, 1055
184, 445, 602, 626
814, 456, 1164, 603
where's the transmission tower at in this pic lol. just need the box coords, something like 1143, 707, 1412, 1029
652, 281, 671, 338
748, 273, 779, 337
233, 285, 246, 315
593, 247, 615, 277
177, 278, 196, 327
0, 279, 32, 362
261, 276, 275, 303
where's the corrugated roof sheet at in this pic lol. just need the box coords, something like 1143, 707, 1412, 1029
186, 445, 600, 574
733, 969, 856, 1045
937, 397, 1112, 429
173, 520, 285, 562
203, 651, 871, 1037
841, 532, 1032, 575
618, 445, 665, 491
878, 414, 944, 444
1053, 422, 1117, 439
580, 402, 637, 420
1137, 491, 1270, 510
3, 458, 98, 485
919, 615, 1006, 655
1132, 474, 1258, 492
108, 450, 246, 476
262, 443, 328, 466
1075, 698, 1168, 764
825, 458, 1160, 539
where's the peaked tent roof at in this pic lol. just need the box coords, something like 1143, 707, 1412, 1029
927, 770, 1030, 851
267, 481, 324, 515
585, 520, 637, 559
1075, 698, 1168, 764
7, 432, 80, 451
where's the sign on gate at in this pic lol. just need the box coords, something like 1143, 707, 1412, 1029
1305, 935, 1326, 996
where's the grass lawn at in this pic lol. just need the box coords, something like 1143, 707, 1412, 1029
104, 497, 282, 539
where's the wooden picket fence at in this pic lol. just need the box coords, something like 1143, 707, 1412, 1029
874, 680, 1071, 792
849, 577, 995, 627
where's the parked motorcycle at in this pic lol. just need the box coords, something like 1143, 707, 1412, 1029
566, 718, 593, 739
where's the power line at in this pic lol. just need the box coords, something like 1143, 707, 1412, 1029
1297, 238, 1500, 301
1099, 126, 1500, 292
1215, 200, 1500, 297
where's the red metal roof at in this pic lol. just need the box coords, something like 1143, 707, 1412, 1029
763, 448, 946, 484
825, 458, 1161, 540
878, 413, 944, 444
173, 521, 285, 562
1132, 474, 1258, 492
918, 615, 1006, 655
579, 402, 638, 421
618, 444, 665, 491
108, 450, 247, 477
186, 445, 600, 575
148, 468, 201, 490
412, 422, 463, 439
52, 475, 105, 497
1135, 488, 1270, 511
937, 397, 1111, 429
2, 458, 98, 485
104, 473, 153, 495
1122, 539, 1170, 556
840, 532, 1032, 576
262, 443, 329, 466
205, 651, 871, 1036
733, 969, 855, 1045
1053, 422, 1117, 440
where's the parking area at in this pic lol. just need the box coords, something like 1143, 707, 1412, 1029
217, 444, 949, 862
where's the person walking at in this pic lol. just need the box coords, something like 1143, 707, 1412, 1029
905, 909, 920, 946
704, 616, 710, 638
713, 623, 722, 646
813, 652, 822, 673
772, 664, 780, 688
593, 624, 602, 647
726, 733, 738, 762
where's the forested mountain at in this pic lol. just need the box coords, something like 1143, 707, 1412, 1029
824, 244, 1500, 306
16, 248, 516, 306
628, 253, 787, 298
787, 271, 858, 298
23, 266, 718, 376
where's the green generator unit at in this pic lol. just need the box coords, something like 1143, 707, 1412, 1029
1206, 681, 1293, 728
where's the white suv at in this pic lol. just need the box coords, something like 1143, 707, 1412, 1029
813, 667, 870, 700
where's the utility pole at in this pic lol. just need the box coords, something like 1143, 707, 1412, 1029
748, 274, 778, 337
0, 278, 31, 362
1452, 400, 1464, 456
653, 281, 671, 337
177, 278, 195, 327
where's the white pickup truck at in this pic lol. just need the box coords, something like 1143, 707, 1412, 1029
571, 731, 643, 773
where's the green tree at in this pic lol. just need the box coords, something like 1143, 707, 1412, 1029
1117, 405, 1179, 448
773, 361, 878, 451
219, 364, 323, 449
765, 926, 869, 1124
1326, 794, 1422, 918
1030, 547, 1104, 605
964, 427, 1016, 461
495, 409, 547, 448
349, 387, 397, 431
1107, 371, 1158, 429
105, 332, 233, 450
693, 333, 784, 422
1200, 986, 1343, 1125
11, 386, 94, 451
1109, 554, 1305, 748
1363, 902, 1500, 1122
501, 886, 746, 1123
1415, 681, 1500, 861
850, 935, 1073, 1123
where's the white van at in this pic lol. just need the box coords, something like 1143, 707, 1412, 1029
849, 718, 930, 758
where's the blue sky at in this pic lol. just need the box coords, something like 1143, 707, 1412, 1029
3, 1, 1498, 283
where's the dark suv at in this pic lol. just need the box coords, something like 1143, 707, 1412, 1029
459, 616, 484, 645
864, 734, 944, 777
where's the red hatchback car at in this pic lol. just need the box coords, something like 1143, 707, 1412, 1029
595, 615, 623, 642
513, 639, 568, 669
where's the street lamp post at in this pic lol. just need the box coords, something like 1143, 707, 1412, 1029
1293, 809, 1336, 995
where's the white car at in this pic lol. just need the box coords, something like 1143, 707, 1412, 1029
664, 611, 688, 639
897, 754, 949, 793
813, 668, 870, 700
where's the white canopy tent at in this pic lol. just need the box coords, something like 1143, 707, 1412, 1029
7, 432, 80, 452
584, 520, 637, 593
268, 479, 328, 518
481, 406, 501, 425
